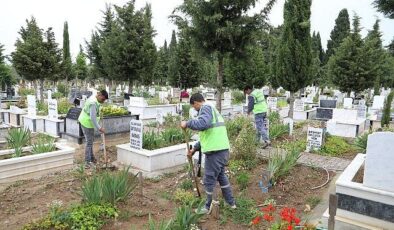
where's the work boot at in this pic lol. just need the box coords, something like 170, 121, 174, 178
195, 205, 212, 215
262, 140, 271, 149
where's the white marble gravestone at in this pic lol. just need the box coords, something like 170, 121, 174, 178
156, 108, 164, 125
130, 120, 143, 150
306, 127, 324, 152
267, 97, 277, 110
48, 99, 58, 120
372, 96, 385, 109
27, 95, 37, 117
294, 99, 305, 112
343, 98, 353, 109
129, 97, 147, 106
364, 132, 394, 193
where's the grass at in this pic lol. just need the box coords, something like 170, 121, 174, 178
306, 196, 322, 209
318, 135, 356, 156
222, 196, 258, 225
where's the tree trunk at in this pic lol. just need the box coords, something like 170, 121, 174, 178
128, 79, 133, 94
288, 91, 295, 119
39, 79, 44, 103
216, 54, 224, 112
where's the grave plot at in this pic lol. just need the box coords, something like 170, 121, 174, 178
0, 128, 75, 185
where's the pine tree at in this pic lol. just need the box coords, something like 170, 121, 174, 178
329, 15, 372, 95
0, 43, 15, 89
275, 0, 312, 118
388, 38, 394, 57
311, 32, 327, 86
373, 0, 394, 19
224, 45, 268, 90
326, 9, 351, 62
154, 40, 169, 85
364, 20, 388, 95
74, 45, 88, 84
172, 0, 275, 112
62, 21, 73, 82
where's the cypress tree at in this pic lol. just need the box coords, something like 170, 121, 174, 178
275, 0, 312, 118
329, 15, 371, 95
62, 21, 73, 82
373, 0, 394, 19
326, 9, 351, 62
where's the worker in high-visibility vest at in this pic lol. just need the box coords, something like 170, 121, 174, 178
181, 93, 236, 215
78, 90, 108, 167
244, 86, 271, 148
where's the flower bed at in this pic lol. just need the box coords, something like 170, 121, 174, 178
0, 143, 75, 184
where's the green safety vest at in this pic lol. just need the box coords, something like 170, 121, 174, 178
251, 90, 267, 114
78, 97, 101, 129
199, 104, 230, 153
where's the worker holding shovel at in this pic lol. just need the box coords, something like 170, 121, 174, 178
78, 90, 108, 168
181, 93, 236, 215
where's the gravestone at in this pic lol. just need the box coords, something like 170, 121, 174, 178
130, 120, 143, 150
316, 108, 334, 120
343, 98, 353, 109
306, 127, 324, 152
294, 99, 305, 112
224, 92, 231, 100
156, 108, 164, 125
172, 88, 181, 98
47, 90, 52, 100
359, 99, 366, 106
27, 95, 36, 116
364, 132, 394, 193
149, 87, 156, 96
320, 99, 337, 108
206, 92, 215, 100
159, 91, 168, 103
356, 105, 367, 119
267, 97, 277, 110
129, 97, 147, 106
66, 108, 82, 120
372, 96, 385, 109
48, 99, 58, 120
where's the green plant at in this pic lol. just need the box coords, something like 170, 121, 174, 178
179, 179, 194, 190
147, 214, 173, 230
172, 202, 204, 229
236, 171, 250, 190
31, 140, 55, 154
223, 196, 258, 225
306, 196, 321, 209
354, 132, 370, 153
173, 189, 196, 206
143, 131, 164, 150
268, 111, 281, 125
37, 101, 48, 115
163, 114, 181, 128
57, 98, 73, 115
57, 83, 68, 97
269, 123, 289, 140
161, 127, 184, 145
147, 97, 166, 105
225, 116, 253, 140
18, 87, 35, 97
231, 121, 258, 163
101, 105, 129, 117
319, 136, 355, 156
182, 104, 190, 119
268, 146, 301, 184
6, 128, 31, 158
22, 203, 117, 230
81, 167, 138, 205
277, 100, 288, 108
382, 91, 394, 127
232, 90, 245, 105
52, 92, 63, 99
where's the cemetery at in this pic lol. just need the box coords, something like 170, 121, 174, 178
0, 0, 394, 230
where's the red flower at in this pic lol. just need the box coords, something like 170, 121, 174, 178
261, 204, 276, 212
263, 214, 274, 222
287, 225, 293, 230
294, 217, 301, 225
251, 216, 262, 225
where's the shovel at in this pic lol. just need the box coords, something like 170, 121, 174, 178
183, 128, 201, 197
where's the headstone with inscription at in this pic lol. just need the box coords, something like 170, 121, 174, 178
294, 99, 305, 112
48, 99, 58, 120
343, 98, 353, 109
320, 99, 337, 108
267, 97, 277, 110
27, 95, 37, 117
130, 120, 143, 150
129, 97, 147, 106
356, 105, 367, 119
306, 127, 324, 152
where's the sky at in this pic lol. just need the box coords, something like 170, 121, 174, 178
1, 0, 393, 59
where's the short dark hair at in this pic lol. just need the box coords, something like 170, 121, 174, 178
100, 90, 109, 99
190, 93, 205, 104
243, 85, 252, 92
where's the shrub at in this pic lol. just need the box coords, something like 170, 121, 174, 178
179, 179, 194, 190
101, 105, 129, 117
52, 92, 63, 99
57, 83, 68, 97
268, 111, 281, 125
269, 123, 289, 140
172, 202, 204, 229
232, 91, 245, 105
37, 101, 48, 115
268, 145, 301, 184
18, 87, 35, 97
173, 189, 196, 206
225, 116, 253, 141
231, 121, 257, 163
22, 203, 117, 230
81, 167, 138, 205
182, 104, 190, 119
319, 136, 355, 156
7, 128, 31, 158
163, 114, 181, 128
57, 98, 73, 115
354, 132, 370, 153
147, 97, 166, 105
236, 171, 250, 190
277, 100, 288, 108
382, 91, 394, 127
